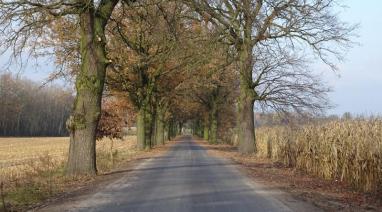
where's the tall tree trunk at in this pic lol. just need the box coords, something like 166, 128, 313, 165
136, 107, 146, 150
167, 121, 172, 140
203, 115, 209, 141
155, 105, 165, 145
150, 111, 156, 147
178, 122, 183, 135
168, 120, 175, 139
209, 117, 217, 144
66, 1, 118, 175
209, 91, 219, 144
145, 108, 153, 150
193, 119, 202, 137
164, 122, 169, 141
152, 114, 157, 146
238, 92, 256, 153
209, 99, 218, 144
237, 42, 256, 154
150, 104, 156, 147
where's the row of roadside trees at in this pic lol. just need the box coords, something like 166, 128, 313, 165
0, 0, 355, 175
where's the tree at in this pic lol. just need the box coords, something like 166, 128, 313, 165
0, 0, 126, 175
96, 95, 134, 139
253, 47, 330, 114
0, 73, 73, 136
106, 0, 220, 148
184, 0, 356, 153
106, 0, 185, 149
176, 43, 237, 144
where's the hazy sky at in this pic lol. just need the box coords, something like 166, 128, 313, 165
322, 0, 382, 115
4, 0, 382, 116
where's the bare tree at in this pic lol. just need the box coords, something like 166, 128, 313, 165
178, 53, 237, 144
184, 0, 356, 153
106, 0, 224, 149
0, 0, 125, 175
106, 0, 187, 150
0, 73, 73, 136
253, 46, 330, 114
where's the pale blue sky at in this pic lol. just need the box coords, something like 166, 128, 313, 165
322, 0, 382, 115
3, 0, 382, 116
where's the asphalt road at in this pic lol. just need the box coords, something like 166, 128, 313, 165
40, 136, 320, 212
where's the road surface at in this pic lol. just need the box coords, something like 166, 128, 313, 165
39, 136, 320, 212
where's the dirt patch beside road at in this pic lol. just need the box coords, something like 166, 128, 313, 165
197, 139, 382, 212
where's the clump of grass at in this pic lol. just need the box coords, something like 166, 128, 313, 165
0, 153, 66, 209
256, 119, 382, 192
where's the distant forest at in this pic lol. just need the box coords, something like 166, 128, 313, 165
0, 73, 73, 136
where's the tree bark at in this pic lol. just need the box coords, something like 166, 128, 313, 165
209, 117, 217, 144
203, 115, 209, 141
66, 0, 118, 175
209, 97, 218, 144
136, 107, 146, 150
167, 121, 172, 140
203, 124, 209, 140
238, 92, 256, 153
237, 42, 257, 154
155, 105, 165, 145
150, 111, 156, 147
145, 108, 153, 150
164, 122, 169, 141
169, 120, 175, 139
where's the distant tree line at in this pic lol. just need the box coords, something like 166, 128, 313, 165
254, 112, 373, 128
0, 73, 74, 136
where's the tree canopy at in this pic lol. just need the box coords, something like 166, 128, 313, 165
0, 0, 356, 175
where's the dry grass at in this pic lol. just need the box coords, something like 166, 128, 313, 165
256, 119, 382, 192
0, 136, 137, 210
199, 140, 381, 211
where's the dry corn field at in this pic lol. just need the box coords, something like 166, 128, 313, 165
0, 136, 137, 207
256, 119, 382, 192
0, 136, 137, 181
